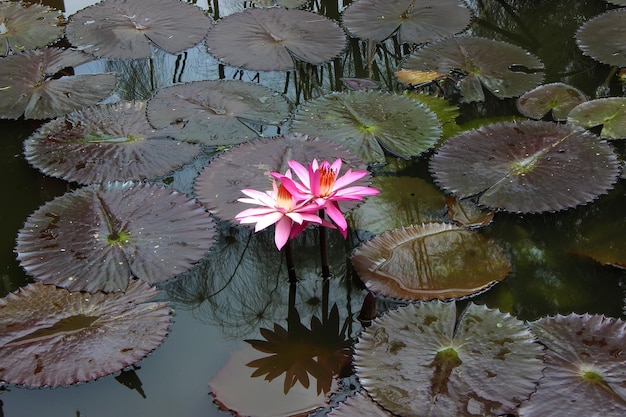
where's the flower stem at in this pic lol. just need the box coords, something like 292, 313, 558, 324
319, 210, 331, 279
284, 239, 297, 284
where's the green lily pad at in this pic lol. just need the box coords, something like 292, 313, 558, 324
354, 301, 544, 416
0, 1, 64, 56
570, 211, 626, 269
0, 280, 171, 388
405, 93, 462, 142
399, 36, 544, 102
290, 91, 442, 165
516, 82, 587, 121
351, 222, 511, 301
520, 314, 626, 417
576, 9, 626, 67
430, 120, 621, 213
568, 97, 626, 139
341, 0, 471, 43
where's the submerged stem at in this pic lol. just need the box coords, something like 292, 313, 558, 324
284, 239, 297, 284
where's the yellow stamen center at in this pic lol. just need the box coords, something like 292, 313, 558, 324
276, 183, 293, 211
318, 166, 336, 197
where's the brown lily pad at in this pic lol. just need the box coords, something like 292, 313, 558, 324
328, 392, 394, 416
576, 8, 626, 67
516, 82, 587, 121
0, 1, 65, 56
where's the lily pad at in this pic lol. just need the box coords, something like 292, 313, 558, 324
445, 196, 495, 229
146, 80, 292, 145
23, 101, 201, 184
65, 0, 213, 59
353, 301, 544, 416
567, 97, 626, 139
252, 0, 308, 7
520, 314, 626, 417
328, 392, 394, 416
0, 280, 171, 388
341, 0, 471, 44
351, 222, 511, 301
576, 9, 626, 67
430, 120, 620, 213
0, 48, 117, 120
570, 212, 626, 269
16, 182, 215, 293
516, 82, 587, 121
194, 133, 368, 222
399, 36, 544, 102
205, 8, 347, 71
290, 91, 442, 165
0, 1, 65, 56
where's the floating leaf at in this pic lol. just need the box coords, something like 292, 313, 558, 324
206, 8, 346, 71
405, 92, 462, 141
0, 280, 171, 388
570, 211, 626, 269
446, 196, 495, 229
341, 0, 471, 44
23, 101, 201, 184
0, 48, 117, 120
146, 80, 292, 145
65, 0, 212, 59
354, 302, 544, 416
576, 9, 626, 67
520, 314, 626, 417
290, 91, 441, 165
400, 36, 544, 102
351, 223, 510, 301
328, 392, 394, 417
430, 120, 620, 213
517, 82, 587, 121
16, 182, 215, 293
568, 97, 626, 139
252, 0, 308, 7
395, 69, 447, 86
0, 1, 64, 56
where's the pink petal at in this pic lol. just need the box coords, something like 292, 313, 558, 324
252, 211, 284, 232
332, 169, 368, 190
274, 216, 293, 250
332, 186, 380, 200
289, 221, 309, 239
330, 158, 343, 173
324, 201, 347, 232
235, 206, 278, 219
274, 175, 311, 201
287, 160, 311, 189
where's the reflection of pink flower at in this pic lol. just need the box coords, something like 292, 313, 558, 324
235, 180, 323, 250
273, 159, 379, 236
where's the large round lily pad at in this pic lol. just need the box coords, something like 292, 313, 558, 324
516, 82, 587, 121
354, 301, 545, 417
351, 222, 510, 301
66, 0, 213, 59
206, 7, 347, 71
290, 91, 442, 165
16, 182, 215, 293
0, 280, 171, 388
430, 120, 620, 213
0, 1, 64, 56
576, 9, 626, 67
567, 97, 626, 139
23, 101, 201, 184
328, 392, 394, 416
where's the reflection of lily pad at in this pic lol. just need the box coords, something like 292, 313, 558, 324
517, 82, 587, 121
576, 9, 626, 67
0, 2, 64, 56
205, 8, 346, 71
430, 120, 620, 213
195, 133, 368, 221
146, 80, 292, 145
291, 91, 441, 164
0, 48, 117, 120
23, 101, 201, 184
351, 222, 510, 301
66, 0, 212, 59
0, 281, 171, 388
341, 0, 471, 43
354, 302, 544, 416
400, 36, 544, 102
567, 97, 626, 139
16, 182, 215, 293
520, 314, 626, 417
570, 212, 626, 269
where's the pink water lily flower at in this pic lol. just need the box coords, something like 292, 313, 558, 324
235, 180, 324, 250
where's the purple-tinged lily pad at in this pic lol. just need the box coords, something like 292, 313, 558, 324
576, 9, 626, 67
146, 80, 292, 145
351, 222, 510, 301
0, 48, 117, 120
517, 82, 587, 121
341, 0, 471, 44
195, 133, 368, 222
0, 1, 65, 56
400, 36, 544, 102
23, 101, 201, 184
520, 314, 626, 417
354, 301, 544, 417
65, 0, 212, 59
0, 280, 171, 388
290, 91, 441, 165
252, 0, 307, 7
16, 182, 215, 293
205, 8, 347, 71
328, 392, 394, 416
568, 97, 626, 139
430, 120, 620, 213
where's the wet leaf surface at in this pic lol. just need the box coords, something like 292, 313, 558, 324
517, 82, 587, 121
445, 196, 495, 229
328, 391, 394, 416
0, 1, 65, 56
568, 97, 626, 139
576, 8, 626, 67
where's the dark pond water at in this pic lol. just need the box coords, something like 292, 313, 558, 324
1, 0, 625, 416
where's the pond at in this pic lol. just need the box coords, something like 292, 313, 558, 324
1, 0, 626, 416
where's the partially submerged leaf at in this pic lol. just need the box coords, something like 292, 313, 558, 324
446, 196, 495, 229
576, 9, 626, 67
0, 280, 171, 388
568, 97, 626, 139
0, 1, 65, 56
351, 222, 510, 301
517, 82, 587, 121
328, 392, 394, 416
